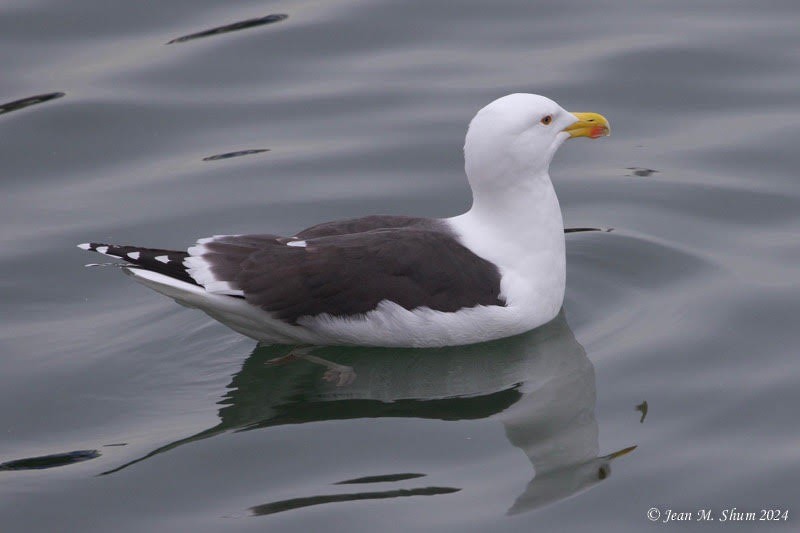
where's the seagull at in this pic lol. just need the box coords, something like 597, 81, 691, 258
78, 94, 609, 347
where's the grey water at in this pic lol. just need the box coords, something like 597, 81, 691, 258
1, 1, 799, 531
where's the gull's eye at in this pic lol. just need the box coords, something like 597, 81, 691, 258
540, 115, 553, 125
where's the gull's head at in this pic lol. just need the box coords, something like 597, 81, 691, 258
464, 93, 609, 192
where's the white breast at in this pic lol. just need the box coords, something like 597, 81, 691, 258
446, 178, 566, 333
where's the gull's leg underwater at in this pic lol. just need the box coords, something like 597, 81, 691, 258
302, 353, 357, 387
264, 344, 306, 366
265, 345, 356, 386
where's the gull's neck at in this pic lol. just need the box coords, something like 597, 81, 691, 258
456, 128, 568, 243
454, 170, 564, 247
447, 169, 566, 315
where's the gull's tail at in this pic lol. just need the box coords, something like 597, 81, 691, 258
77, 242, 196, 285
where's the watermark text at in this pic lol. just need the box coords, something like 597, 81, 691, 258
647, 507, 789, 524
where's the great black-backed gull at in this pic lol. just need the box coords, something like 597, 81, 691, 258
78, 94, 609, 347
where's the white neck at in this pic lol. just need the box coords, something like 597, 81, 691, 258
447, 169, 566, 323
469, 170, 562, 228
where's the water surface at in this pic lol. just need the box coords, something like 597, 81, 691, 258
1, 1, 799, 531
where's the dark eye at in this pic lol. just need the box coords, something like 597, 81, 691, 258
540, 115, 553, 125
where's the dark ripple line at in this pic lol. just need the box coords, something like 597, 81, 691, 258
0, 92, 65, 116
203, 149, 270, 161
250, 486, 461, 516
565, 227, 602, 234
626, 167, 659, 177
0, 450, 100, 471
335, 473, 426, 485
167, 14, 288, 44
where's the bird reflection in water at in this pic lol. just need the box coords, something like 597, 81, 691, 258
102, 311, 635, 515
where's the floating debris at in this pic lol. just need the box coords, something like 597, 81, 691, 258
335, 473, 426, 485
202, 149, 270, 161
167, 14, 288, 44
0, 450, 100, 471
0, 92, 65, 116
626, 167, 659, 177
636, 401, 648, 423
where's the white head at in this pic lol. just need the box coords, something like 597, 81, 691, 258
463, 93, 609, 197
508, 445, 637, 515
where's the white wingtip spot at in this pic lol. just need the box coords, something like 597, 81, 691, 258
127, 251, 141, 260
96, 246, 109, 255
155, 255, 170, 264
287, 240, 307, 248
77, 243, 91, 250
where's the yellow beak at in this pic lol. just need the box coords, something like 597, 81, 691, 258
604, 445, 637, 460
564, 112, 610, 139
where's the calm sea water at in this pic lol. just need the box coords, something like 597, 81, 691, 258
1, 1, 799, 531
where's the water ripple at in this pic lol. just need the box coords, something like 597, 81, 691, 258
166, 14, 288, 44
0, 91, 64, 116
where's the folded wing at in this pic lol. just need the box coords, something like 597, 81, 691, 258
185, 227, 505, 324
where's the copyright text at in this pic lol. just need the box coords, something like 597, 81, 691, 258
647, 507, 789, 523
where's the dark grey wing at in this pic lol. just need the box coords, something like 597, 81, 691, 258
295, 215, 434, 239
194, 228, 505, 324
196, 234, 284, 288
